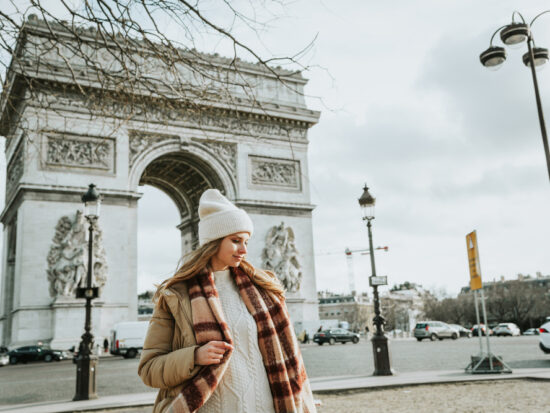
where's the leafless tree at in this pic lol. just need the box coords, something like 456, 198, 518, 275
0, 1, 316, 140
422, 281, 550, 330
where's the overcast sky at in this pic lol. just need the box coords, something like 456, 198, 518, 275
2, 1, 550, 297
136, 0, 550, 296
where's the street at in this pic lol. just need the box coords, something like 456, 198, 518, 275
0, 336, 548, 406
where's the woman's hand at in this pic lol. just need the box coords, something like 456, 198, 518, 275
194, 341, 233, 365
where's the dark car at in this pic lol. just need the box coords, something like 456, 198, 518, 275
313, 328, 360, 345
471, 324, 493, 337
8, 345, 68, 365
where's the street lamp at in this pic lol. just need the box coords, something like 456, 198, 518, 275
480, 10, 550, 183
74, 183, 101, 401
358, 184, 392, 376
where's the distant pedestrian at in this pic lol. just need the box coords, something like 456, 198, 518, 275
317, 326, 323, 333
103, 338, 109, 353
365, 326, 370, 338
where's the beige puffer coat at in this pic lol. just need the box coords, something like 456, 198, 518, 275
138, 281, 201, 413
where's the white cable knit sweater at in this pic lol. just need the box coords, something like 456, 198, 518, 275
198, 269, 276, 413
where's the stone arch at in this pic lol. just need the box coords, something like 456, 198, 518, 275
128, 138, 237, 201
129, 137, 237, 252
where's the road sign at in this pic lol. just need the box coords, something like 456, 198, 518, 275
466, 231, 482, 291
370, 275, 388, 286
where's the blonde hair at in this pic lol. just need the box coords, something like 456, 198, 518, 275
154, 238, 285, 310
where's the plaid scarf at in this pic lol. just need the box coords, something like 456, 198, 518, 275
167, 266, 312, 413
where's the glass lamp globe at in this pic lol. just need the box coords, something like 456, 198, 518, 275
522, 47, 549, 69
500, 23, 529, 48
358, 184, 376, 220
479, 46, 506, 71
82, 184, 101, 218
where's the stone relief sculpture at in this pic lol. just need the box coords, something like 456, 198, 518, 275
262, 222, 302, 292
47, 210, 108, 298
249, 156, 300, 190
128, 131, 179, 168
45, 135, 114, 171
198, 140, 237, 177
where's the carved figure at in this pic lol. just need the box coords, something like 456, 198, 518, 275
262, 222, 302, 292
47, 210, 108, 298
250, 157, 299, 189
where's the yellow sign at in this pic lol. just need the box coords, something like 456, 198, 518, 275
466, 231, 482, 291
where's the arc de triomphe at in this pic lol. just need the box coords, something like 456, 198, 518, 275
0, 18, 320, 348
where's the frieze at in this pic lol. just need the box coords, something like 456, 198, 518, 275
248, 155, 301, 190
32, 88, 309, 142
44, 133, 115, 172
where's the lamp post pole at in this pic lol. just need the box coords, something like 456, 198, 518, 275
358, 184, 392, 376
480, 10, 550, 183
74, 184, 100, 401
365, 217, 392, 376
526, 34, 550, 181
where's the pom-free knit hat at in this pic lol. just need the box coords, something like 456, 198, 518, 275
198, 189, 254, 246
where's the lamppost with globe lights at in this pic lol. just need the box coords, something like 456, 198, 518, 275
358, 184, 393, 376
74, 184, 101, 401
480, 10, 550, 182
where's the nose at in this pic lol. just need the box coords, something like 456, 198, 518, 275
238, 242, 247, 254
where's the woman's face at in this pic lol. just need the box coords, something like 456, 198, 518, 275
211, 232, 250, 270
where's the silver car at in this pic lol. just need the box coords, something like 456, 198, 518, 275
414, 321, 459, 341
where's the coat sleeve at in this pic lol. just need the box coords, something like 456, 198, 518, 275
138, 299, 201, 389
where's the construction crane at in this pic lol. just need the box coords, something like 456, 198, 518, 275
315, 246, 389, 294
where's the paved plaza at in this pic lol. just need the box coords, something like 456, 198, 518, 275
0, 336, 548, 409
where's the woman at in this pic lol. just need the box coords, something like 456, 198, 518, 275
138, 189, 316, 413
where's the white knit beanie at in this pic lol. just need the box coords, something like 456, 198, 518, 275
198, 189, 254, 246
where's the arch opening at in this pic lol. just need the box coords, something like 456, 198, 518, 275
138, 150, 226, 265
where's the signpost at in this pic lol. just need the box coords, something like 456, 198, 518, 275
464, 230, 511, 374
369, 275, 388, 287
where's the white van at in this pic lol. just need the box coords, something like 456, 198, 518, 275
110, 321, 149, 358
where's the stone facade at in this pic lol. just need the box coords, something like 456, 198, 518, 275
318, 292, 374, 333
0, 19, 320, 348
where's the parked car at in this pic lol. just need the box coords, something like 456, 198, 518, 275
313, 328, 360, 345
414, 321, 458, 341
449, 324, 473, 338
8, 345, 68, 364
471, 324, 493, 336
0, 347, 8, 367
524, 328, 540, 336
493, 323, 521, 337
539, 321, 550, 354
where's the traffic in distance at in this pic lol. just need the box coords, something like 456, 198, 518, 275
411, 319, 550, 356
1, 318, 550, 366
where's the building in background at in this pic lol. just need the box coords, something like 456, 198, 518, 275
460, 272, 550, 294
318, 291, 374, 333
380, 285, 424, 334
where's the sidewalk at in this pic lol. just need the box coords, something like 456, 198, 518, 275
2, 368, 550, 412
